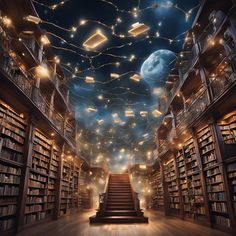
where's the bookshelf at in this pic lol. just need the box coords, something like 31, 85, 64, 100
0, 100, 26, 233
73, 163, 80, 208
47, 146, 60, 218
197, 126, 217, 169
175, 148, 187, 216
218, 111, 236, 145
196, 125, 230, 229
163, 157, 180, 215
0, 100, 26, 164
24, 129, 52, 226
175, 137, 206, 221
184, 138, 206, 221
60, 157, 71, 216
149, 171, 164, 210
227, 162, 236, 219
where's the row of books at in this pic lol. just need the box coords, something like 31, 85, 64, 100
0, 219, 14, 231
0, 185, 19, 196
0, 164, 21, 175
0, 204, 16, 216
0, 173, 20, 184
0, 148, 23, 163
2, 138, 23, 153
211, 202, 227, 213
1, 127, 24, 144
28, 180, 46, 189
24, 212, 46, 225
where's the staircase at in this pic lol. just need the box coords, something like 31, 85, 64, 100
90, 173, 148, 223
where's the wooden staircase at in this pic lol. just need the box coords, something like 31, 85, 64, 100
90, 173, 148, 223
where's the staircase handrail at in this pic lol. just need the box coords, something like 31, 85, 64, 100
98, 173, 110, 212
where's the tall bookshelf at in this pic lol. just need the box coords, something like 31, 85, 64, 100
196, 126, 231, 230
226, 161, 236, 224
47, 146, 60, 217
0, 100, 26, 233
218, 112, 236, 145
175, 148, 187, 217
183, 138, 206, 221
174, 137, 206, 221
24, 129, 52, 226
73, 162, 80, 208
60, 157, 71, 216
149, 171, 164, 210
163, 157, 180, 215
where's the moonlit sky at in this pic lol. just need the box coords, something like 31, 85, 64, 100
35, 0, 200, 172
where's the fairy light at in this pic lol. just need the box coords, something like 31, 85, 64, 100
2, 16, 12, 27
41, 35, 50, 45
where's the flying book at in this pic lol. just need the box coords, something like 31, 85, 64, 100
85, 76, 95, 84
125, 110, 135, 117
110, 73, 120, 79
152, 109, 162, 117
83, 31, 108, 49
140, 111, 148, 117
130, 74, 141, 82
87, 107, 97, 112
25, 15, 41, 24
128, 22, 150, 37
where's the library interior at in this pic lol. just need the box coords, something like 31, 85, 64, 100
0, 0, 236, 235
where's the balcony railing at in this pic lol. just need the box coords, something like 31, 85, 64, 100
158, 140, 170, 156
198, 12, 226, 53
208, 56, 236, 99
179, 44, 199, 77
175, 90, 209, 135
65, 121, 76, 145
0, 57, 32, 97
0, 54, 73, 140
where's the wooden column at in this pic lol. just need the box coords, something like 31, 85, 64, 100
199, 68, 212, 103
15, 116, 36, 232
49, 90, 55, 120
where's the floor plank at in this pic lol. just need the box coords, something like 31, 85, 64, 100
16, 210, 232, 236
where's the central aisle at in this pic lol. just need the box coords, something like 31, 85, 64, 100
17, 210, 231, 236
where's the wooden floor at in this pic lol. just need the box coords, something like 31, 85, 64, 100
16, 210, 232, 236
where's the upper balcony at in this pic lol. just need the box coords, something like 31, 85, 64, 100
0, 35, 76, 147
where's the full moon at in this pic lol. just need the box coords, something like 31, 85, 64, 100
140, 49, 176, 87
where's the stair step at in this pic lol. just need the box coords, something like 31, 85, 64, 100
107, 198, 133, 201
104, 210, 142, 216
90, 216, 148, 224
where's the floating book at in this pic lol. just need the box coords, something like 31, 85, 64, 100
128, 22, 150, 37
140, 111, 148, 117
25, 15, 41, 24
83, 31, 108, 49
130, 74, 141, 82
110, 73, 120, 79
138, 141, 144, 145
85, 76, 95, 84
98, 119, 104, 125
125, 110, 135, 117
87, 107, 97, 112
152, 109, 162, 117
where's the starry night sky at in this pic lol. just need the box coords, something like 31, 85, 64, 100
34, 0, 200, 172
